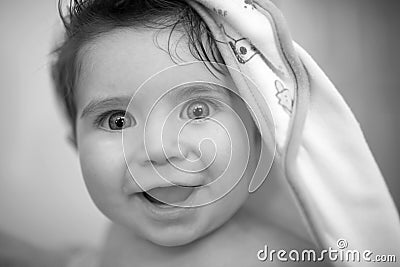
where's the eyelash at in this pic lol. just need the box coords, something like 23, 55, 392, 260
94, 110, 135, 131
94, 97, 224, 131
180, 97, 223, 122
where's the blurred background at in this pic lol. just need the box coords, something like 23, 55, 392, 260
0, 0, 399, 250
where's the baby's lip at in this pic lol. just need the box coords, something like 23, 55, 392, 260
122, 174, 206, 196
144, 186, 195, 204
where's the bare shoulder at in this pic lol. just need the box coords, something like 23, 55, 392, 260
226, 209, 332, 267
66, 248, 99, 267
0, 231, 72, 267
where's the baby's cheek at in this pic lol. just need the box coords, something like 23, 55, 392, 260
205, 116, 249, 191
78, 136, 126, 206
199, 122, 231, 175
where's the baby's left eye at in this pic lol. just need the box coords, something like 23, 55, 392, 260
183, 100, 213, 121
186, 101, 210, 120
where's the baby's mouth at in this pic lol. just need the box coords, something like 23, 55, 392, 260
142, 186, 195, 206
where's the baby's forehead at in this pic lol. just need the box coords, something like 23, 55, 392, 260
75, 28, 239, 111
79, 27, 203, 74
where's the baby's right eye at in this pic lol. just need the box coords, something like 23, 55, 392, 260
97, 110, 136, 131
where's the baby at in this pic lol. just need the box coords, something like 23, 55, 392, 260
52, 0, 329, 266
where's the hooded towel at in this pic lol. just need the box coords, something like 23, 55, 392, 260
186, 0, 400, 265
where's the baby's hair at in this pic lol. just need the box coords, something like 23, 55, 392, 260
51, 0, 225, 140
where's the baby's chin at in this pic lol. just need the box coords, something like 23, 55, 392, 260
137, 209, 233, 248
146, 232, 200, 247
138, 218, 215, 247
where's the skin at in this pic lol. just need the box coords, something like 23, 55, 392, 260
0, 231, 71, 267
73, 27, 327, 266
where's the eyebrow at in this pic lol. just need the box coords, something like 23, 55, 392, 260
174, 83, 231, 100
80, 96, 131, 119
80, 83, 232, 119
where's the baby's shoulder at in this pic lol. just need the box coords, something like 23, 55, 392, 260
66, 248, 100, 267
232, 209, 308, 248
226, 210, 331, 266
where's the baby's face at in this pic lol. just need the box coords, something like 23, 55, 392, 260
75, 28, 260, 246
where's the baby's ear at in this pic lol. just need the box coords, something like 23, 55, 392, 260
67, 133, 78, 150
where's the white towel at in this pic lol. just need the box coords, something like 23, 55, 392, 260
187, 0, 400, 264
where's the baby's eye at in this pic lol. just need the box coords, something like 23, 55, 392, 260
99, 110, 135, 131
186, 101, 210, 120
181, 99, 221, 121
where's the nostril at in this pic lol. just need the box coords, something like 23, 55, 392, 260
147, 159, 159, 167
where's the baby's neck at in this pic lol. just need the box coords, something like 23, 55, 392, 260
99, 208, 261, 267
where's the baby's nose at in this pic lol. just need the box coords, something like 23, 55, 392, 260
141, 110, 186, 166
